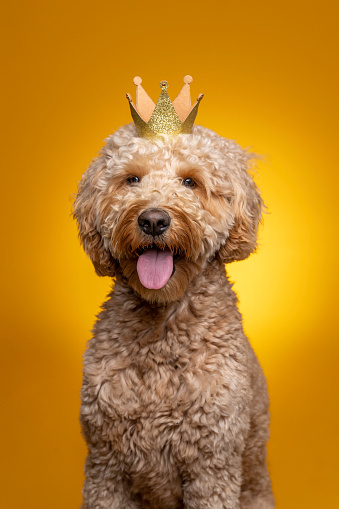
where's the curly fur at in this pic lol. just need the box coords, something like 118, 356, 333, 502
73, 123, 275, 508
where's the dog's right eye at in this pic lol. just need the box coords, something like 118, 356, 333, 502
182, 177, 196, 188
126, 176, 140, 185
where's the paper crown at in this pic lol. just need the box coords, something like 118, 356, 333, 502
126, 75, 203, 139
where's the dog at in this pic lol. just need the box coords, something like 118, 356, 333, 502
73, 122, 275, 508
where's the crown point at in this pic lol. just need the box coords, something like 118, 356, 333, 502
133, 76, 142, 86
127, 76, 203, 138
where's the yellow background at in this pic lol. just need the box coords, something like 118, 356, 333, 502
1, 1, 338, 507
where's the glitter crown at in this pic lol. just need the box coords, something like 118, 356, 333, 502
126, 75, 204, 139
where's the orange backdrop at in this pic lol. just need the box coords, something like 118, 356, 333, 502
1, 1, 338, 508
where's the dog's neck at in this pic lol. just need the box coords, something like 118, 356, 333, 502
109, 258, 241, 341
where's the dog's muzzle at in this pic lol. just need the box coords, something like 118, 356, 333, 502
136, 209, 173, 290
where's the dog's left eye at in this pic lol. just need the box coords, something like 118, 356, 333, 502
126, 176, 140, 184
182, 178, 196, 188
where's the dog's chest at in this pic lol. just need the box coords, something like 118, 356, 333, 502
84, 321, 243, 453
82, 294, 248, 456
81, 297, 249, 504
94, 340, 217, 420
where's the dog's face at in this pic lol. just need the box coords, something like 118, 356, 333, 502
73, 124, 263, 303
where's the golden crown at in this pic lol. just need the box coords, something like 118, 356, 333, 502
126, 75, 203, 139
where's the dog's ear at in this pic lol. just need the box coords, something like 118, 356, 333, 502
217, 165, 264, 264
73, 156, 117, 277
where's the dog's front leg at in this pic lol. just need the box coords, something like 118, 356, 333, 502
81, 449, 140, 509
181, 449, 243, 509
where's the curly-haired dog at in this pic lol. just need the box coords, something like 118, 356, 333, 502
73, 123, 275, 509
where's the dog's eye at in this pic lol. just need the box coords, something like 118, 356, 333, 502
182, 178, 196, 188
126, 176, 140, 185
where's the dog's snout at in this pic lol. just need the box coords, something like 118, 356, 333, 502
138, 208, 171, 237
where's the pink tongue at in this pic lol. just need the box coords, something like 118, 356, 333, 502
137, 249, 173, 289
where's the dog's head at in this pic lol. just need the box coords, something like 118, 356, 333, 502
73, 124, 263, 303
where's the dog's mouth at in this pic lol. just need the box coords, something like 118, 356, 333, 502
136, 245, 178, 290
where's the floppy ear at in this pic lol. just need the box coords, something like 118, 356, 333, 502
73, 156, 117, 277
218, 168, 264, 263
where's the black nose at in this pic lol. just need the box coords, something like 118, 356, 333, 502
138, 208, 171, 237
